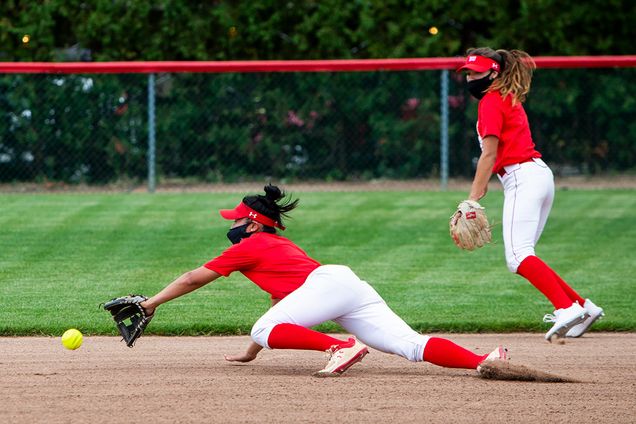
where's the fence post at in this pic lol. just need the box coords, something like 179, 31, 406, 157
440, 69, 449, 191
147, 73, 156, 193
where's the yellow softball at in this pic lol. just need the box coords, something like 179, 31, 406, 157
61, 328, 83, 350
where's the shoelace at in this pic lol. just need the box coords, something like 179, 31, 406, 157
543, 314, 557, 323
322, 353, 342, 371
324, 345, 340, 362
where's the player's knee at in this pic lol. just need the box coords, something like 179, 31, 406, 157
250, 320, 273, 349
506, 258, 520, 273
506, 250, 533, 273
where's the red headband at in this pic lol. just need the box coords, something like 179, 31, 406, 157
219, 202, 286, 230
456, 55, 501, 73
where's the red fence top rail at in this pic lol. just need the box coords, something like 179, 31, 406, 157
1, 56, 635, 74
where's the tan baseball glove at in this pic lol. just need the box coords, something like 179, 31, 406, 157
449, 200, 492, 250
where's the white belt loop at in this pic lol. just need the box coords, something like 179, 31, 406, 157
532, 157, 547, 167
502, 163, 521, 175
499, 158, 539, 178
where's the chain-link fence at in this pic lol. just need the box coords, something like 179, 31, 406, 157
1, 64, 635, 191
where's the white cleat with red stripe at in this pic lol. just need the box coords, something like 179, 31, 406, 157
313, 337, 368, 377
477, 345, 508, 373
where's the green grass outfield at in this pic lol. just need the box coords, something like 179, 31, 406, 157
1, 190, 634, 336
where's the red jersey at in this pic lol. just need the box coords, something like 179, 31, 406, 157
204, 232, 321, 299
477, 91, 541, 174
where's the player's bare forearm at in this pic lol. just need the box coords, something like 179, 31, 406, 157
224, 342, 264, 362
469, 136, 498, 201
142, 266, 220, 313
469, 155, 496, 200
224, 298, 280, 362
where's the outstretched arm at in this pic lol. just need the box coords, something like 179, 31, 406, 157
224, 298, 281, 363
141, 266, 221, 315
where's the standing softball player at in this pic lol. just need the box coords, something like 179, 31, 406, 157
123, 185, 506, 376
456, 47, 604, 341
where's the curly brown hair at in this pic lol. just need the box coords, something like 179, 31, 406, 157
466, 47, 536, 104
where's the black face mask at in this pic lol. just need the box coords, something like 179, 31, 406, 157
467, 73, 494, 100
227, 223, 252, 245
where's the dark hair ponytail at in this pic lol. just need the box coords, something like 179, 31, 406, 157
243, 184, 299, 229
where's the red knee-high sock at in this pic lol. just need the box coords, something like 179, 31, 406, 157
547, 267, 585, 305
422, 337, 487, 369
267, 323, 349, 351
516, 256, 575, 309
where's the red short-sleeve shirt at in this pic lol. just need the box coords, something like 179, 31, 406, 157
477, 91, 541, 174
204, 232, 321, 299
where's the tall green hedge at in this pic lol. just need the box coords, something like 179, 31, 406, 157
1, 0, 634, 61
1, 68, 634, 183
0, 1, 634, 183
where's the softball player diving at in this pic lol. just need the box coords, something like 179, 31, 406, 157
457, 47, 604, 341
138, 185, 506, 376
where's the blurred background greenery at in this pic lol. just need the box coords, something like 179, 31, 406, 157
1, 1, 635, 186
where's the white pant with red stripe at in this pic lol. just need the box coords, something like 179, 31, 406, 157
498, 158, 555, 273
251, 264, 429, 362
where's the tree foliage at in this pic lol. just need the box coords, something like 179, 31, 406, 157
1, 0, 634, 61
0, 1, 634, 183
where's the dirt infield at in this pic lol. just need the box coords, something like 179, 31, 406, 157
2, 333, 635, 424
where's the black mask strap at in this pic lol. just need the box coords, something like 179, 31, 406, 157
227, 223, 252, 244
467, 72, 495, 100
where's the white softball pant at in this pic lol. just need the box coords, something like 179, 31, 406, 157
251, 265, 429, 362
498, 158, 555, 273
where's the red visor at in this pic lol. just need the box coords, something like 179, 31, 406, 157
456, 55, 501, 73
219, 202, 285, 230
